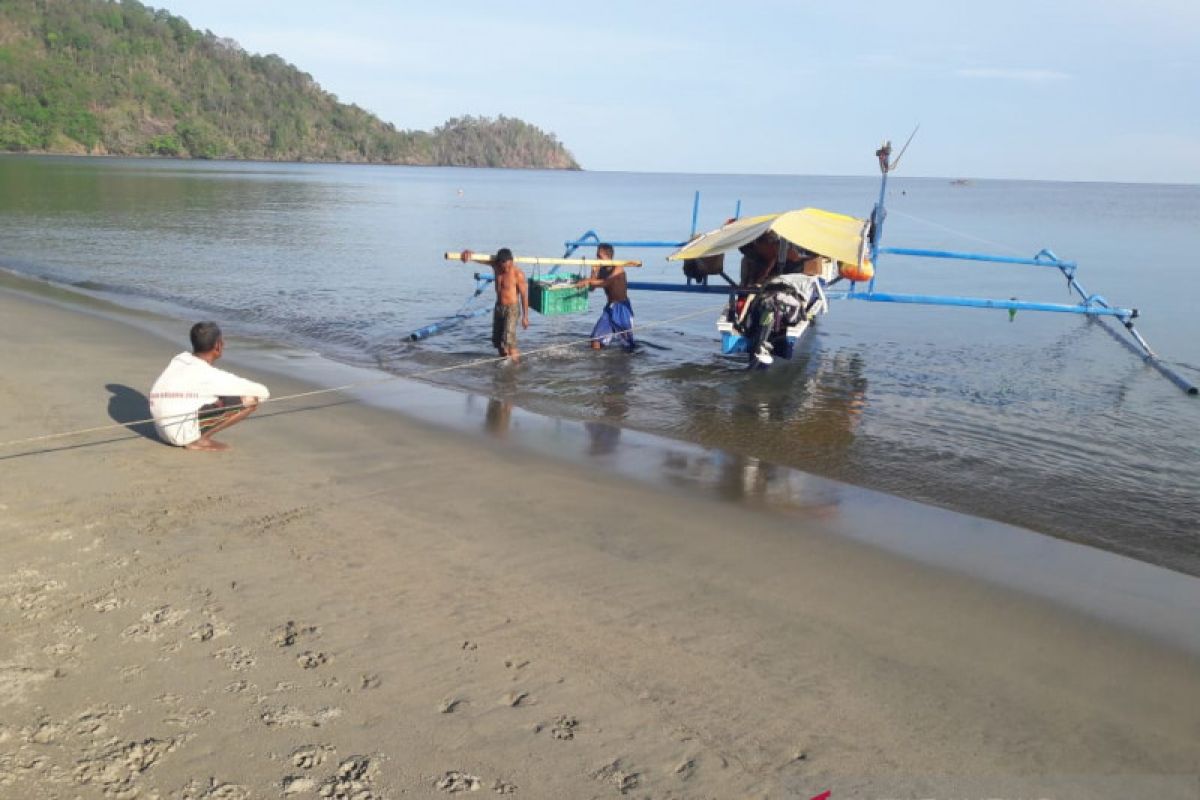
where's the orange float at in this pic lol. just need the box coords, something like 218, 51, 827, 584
838, 258, 875, 282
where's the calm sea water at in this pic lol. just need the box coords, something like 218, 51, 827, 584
2, 156, 1198, 574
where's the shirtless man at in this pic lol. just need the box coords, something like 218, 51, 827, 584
577, 243, 635, 351
461, 248, 529, 361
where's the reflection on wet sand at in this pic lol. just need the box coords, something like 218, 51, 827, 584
676, 348, 868, 477
482, 366, 518, 439
654, 352, 867, 516
585, 354, 632, 455
485, 396, 513, 439
661, 448, 844, 518
474, 344, 866, 513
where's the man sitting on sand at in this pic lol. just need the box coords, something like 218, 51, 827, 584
461, 248, 530, 362
149, 321, 270, 451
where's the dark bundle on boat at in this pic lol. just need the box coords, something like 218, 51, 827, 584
682, 253, 725, 285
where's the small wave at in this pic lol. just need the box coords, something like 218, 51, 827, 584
71, 279, 133, 294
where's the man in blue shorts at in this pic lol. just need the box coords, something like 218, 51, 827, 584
577, 243, 635, 351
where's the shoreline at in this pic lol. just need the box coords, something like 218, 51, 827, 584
2, 287, 1199, 798
3, 270, 1200, 658
6, 245, 1191, 583
0, 150, 583, 172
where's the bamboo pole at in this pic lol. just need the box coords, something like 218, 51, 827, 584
445, 251, 642, 268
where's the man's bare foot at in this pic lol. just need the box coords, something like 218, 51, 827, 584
186, 438, 230, 452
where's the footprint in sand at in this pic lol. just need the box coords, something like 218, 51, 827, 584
290, 743, 334, 770
674, 757, 697, 780
190, 621, 231, 642
121, 604, 189, 641
2, 573, 64, 620
499, 690, 529, 708
0, 749, 49, 788
281, 774, 317, 795
272, 621, 319, 648
22, 718, 64, 745
164, 707, 215, 728
178, 777, 251, 799
73, 705, 129, 738
213, 646, 256, 671
359, 673, 381, 690
74, 735, 189, 797
551, 715, 578, 740
296, 651, 329, 670
249, 506, 315, 534
437, 697, 462, 714
259, 705, 343, 728
317, 755, 378, 798
435, 771, 481, 793
93, 595, 128, 613
592, 758, 640, 795
119, 663, 146, 682
41, 641, 80, 662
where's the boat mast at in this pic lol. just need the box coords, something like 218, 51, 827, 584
866, 140, 892, 293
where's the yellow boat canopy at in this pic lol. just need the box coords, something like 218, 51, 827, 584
668, 208, 870, 267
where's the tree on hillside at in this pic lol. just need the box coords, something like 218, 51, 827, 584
0, 0, 579, 168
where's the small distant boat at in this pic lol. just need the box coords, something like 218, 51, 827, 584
949, 178, 972, 186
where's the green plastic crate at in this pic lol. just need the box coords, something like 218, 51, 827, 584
528, 275, 589, 316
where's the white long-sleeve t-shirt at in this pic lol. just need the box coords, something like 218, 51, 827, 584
149, 352, 270, 446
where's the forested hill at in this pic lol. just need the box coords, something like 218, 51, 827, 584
0, 0, 580, 168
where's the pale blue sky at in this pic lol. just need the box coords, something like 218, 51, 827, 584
156, 0, 1199, 182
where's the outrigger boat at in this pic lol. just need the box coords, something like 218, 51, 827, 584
664, 207, 871, 366
411, 142, 1197, 395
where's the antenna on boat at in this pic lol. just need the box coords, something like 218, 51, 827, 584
890, 125, 920, 172
867, 126, 919, 290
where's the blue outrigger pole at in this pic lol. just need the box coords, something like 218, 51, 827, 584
839, 141, 1196, 395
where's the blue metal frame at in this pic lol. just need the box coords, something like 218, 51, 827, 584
563, 236, 686, 250
834, 290, 1133, 319
407, 272, 494, 341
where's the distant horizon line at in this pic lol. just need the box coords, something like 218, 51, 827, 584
1, 151, 1194, 187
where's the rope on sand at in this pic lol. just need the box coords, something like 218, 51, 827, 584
0, 305, 722, 451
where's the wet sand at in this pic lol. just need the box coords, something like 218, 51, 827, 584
1, 288, 1198, 799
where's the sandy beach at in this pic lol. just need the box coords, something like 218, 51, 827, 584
2, 287, 1198, 799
